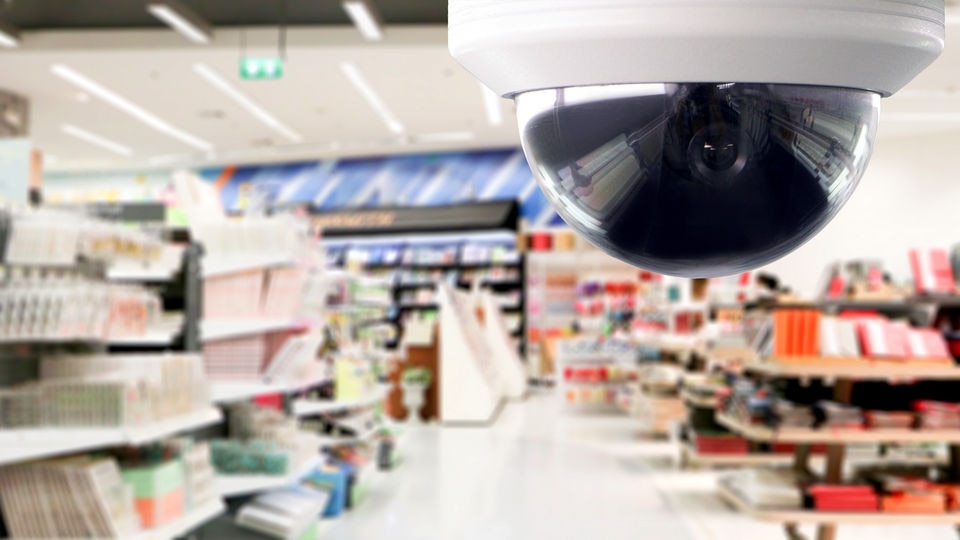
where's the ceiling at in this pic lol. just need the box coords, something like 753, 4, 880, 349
0, 0, 448, 29
0, 3, 958, 173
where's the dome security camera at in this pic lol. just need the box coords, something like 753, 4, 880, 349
449, 0, 945, 277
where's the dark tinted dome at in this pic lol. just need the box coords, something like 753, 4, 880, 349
517, 83, 879, 277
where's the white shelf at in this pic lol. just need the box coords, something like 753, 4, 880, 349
716, 413, 960, 444
0, 408, 223, 466
203, 255, 295, 278
216, 455, 322, 497
211, 376, 332, 404
746, 357, 960, 380
107, 266, 177, 282
108, 327, 180, 347
132, 499, 226, 540
316, 426, 381, 447
717, 477, 960, 525
202, 319, 299, 342
125, 407, 224, 445
292, 386, 390, 417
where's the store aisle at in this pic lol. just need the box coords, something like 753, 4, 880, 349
323, 391, 697, 540
322, 393, 960, 540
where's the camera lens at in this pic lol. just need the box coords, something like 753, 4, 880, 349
516, 83, 879, 277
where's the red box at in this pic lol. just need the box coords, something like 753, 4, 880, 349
910, 248, 955, 295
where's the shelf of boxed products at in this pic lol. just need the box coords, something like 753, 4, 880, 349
291, 385, 391, 417
716, 412, 960, 444
130, 499, 227, 540
215, 454, 324, 498
0, 407, 223, 466
201, 319, 302, 342
717, 475, 960, 525
742, 356, 960, 380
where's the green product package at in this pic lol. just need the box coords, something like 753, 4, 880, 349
121, 459, 185, 499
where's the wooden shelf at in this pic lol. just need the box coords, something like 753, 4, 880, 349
718, 477, 960, 525
745, 357, 960, 380
681, 443, 794, 468
716, 413, 960, 444
681, 390, 717, 408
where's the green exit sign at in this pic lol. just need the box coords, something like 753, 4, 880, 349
240, 57, 284, 80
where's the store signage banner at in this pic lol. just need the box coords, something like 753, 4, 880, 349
313, 200, 519, 237
198, 149, 565, 228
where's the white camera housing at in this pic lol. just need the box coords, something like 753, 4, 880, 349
449, 0, 945, 277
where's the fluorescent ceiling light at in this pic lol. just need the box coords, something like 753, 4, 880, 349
146, 0, 212, 44
481, 84, 504, 126
193, 63, 303, 143
51, 64, 212, 151
62, 124, 133, 157
342, 0, 384, 41
0, 20, 19, 48
340, 61, 404, 134
417, 131, 476, 143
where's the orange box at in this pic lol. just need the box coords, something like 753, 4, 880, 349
881, 492, 945, 513
134, 487, 185, 528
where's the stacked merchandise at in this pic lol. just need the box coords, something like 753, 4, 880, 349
198, 217, 310, 382
691, 432, 749, 455
556, 338, 636, 410
864, 410, 916, 429
0, 457, 143, 538
213, 402, 318, 477
1, 207, 163, 268
867, 472, 960, 513
725, 468, 805, 509
915, 401, 960, 430
909, 248, 956, 296
235, 487, 329, 539
201, 264, 306, 382
772, 309, 821, 357
0, 354, 210, 429
112, 441, 219, 529
771, 398, 817, 429
0, 440, 219, 537
814, 401, 865, 429
459, 242, 520, 266
0, 275, 164, 342
806, 484, 880, 512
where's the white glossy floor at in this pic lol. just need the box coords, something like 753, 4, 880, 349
323, 391, 960, 540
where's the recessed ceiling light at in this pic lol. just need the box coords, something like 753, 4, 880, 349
481, 84, 504, 126
340, 61, 404, 134
51, 64, 212, 151
0, 20, 20, 48
146, 0, 212, 44
342, 0, 384, 41
193, 63, 303, 143
62, 124, 133, 157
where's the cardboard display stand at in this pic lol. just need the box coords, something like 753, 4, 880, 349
480, 292, 528, 400
437, 284, 503, 424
